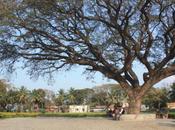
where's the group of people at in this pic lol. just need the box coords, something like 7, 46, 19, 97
107, 104, 125, 120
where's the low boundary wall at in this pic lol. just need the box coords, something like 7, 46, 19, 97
120, 114, 155, 121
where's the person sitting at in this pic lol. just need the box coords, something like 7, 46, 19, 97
107, 108, 113, 117
115, 107, 124, 120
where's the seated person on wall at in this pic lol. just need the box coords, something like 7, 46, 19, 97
156, 108, 169, 119
107, 108, 113, 117
113, 103, 124, 120
115, 107, 124, 120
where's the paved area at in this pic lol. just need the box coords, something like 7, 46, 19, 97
0, 117, 175, 130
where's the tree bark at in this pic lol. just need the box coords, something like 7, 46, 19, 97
128, 97, 142, 114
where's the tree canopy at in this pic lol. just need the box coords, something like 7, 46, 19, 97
0, 0, 175, 113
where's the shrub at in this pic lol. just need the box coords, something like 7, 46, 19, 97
0, 112, 106, 118
168, 112, 175, 119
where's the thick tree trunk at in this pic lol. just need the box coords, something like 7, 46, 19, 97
128, 97, 142, 114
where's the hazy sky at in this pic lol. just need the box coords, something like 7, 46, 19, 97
1, 65, 175, 91
1, 66, 115, 91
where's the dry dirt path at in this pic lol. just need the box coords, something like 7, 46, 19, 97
0, 117, 175, 130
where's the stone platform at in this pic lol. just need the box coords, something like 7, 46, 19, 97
120, 114, 155, 121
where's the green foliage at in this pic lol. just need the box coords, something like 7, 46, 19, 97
169, 83, 175, 102
55, 89, 66, 106
0, 112, 106, 118
67, 87, 76, 105
55, 88, 95, 106
142, 87, 169, 111
0, 81, 49, 112
168, 112, 175, 119
71, 88, 94, 105
31, 89, 46, 108
0, 80, 8, 111
92, 84, 127, 106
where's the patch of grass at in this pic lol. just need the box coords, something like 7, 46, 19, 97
39, 112, 107, 118
0, 112, 39, 118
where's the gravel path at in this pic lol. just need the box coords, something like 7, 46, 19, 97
0, 117, 175, 130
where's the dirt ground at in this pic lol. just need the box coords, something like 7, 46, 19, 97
0, 117, 175, 130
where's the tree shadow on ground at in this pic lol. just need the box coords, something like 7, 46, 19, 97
158, 120, 175, 127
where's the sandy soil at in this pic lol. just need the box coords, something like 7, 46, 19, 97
0, 117, 175, 130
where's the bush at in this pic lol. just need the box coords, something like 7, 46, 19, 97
0, 112, 107, 118
169, 109, 175, 113
168, 111, 175, 119
0, 112, 106, 118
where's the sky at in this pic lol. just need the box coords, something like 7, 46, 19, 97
0, 66, 115, 91
1, 64, 175, 92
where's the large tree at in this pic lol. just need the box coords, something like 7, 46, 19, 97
0, 0, 175, 114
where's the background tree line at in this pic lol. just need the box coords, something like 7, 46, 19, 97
0, 79, 175, 112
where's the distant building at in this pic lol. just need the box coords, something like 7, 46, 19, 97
45, 105, 59, 112
91, 106, 106, 112
69, 105, 90, 113
141, 105, 149, 111
167, 102, 175, 109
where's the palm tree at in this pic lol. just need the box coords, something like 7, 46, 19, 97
55, 89, 66, 106
30, 89, 46, 111
67, 87, 76, 105
17, 86, 30, 112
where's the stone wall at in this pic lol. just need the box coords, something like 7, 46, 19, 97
120, 114, 155, 121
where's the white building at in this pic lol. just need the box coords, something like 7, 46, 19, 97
167, 102, 175, 109
69, 105, 90, 113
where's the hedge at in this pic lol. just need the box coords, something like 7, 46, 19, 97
168, 112, 175, 119
0, 112, 39, 118
0, 112, 106, 118
39, 112, 107, 117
